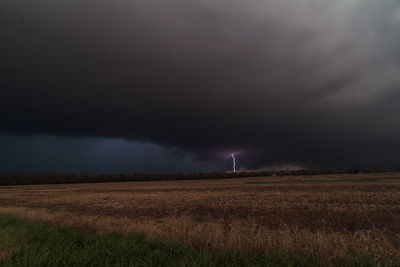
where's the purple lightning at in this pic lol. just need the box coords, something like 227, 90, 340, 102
231, 153, 237, 173
221, 151, 243, 172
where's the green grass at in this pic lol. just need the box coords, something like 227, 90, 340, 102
0, 214, 392, 267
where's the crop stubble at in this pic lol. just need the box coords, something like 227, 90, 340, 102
0, 173, 399, 264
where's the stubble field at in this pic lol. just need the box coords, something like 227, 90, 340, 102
1, 173, 400, 265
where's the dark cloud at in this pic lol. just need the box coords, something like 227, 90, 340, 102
1, 0, 400, 170
0, 134, 219, 174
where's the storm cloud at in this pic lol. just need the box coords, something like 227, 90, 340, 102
1, 0, 400, 171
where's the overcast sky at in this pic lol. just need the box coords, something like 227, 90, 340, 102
1, 0, 400, 173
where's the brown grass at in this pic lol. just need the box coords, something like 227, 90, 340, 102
1, 172, 400, 264
0, 248, 15, 259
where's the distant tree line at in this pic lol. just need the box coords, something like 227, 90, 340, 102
0, 168, 390, 186
346, 168, 388, 174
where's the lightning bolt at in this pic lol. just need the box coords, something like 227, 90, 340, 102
231, 153, 237, 173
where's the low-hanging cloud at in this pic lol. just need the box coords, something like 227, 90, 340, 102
1, 0, 400, 170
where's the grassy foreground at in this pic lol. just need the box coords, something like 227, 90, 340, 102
0, 214, 393, 267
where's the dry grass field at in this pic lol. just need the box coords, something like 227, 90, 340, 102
1, 172, 400, 265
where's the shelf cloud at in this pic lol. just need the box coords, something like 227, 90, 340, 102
1, 0, 400, 171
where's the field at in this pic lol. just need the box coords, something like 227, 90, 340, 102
1, 172, 400, 265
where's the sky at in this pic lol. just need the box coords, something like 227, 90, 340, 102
1, 0, 400, 173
